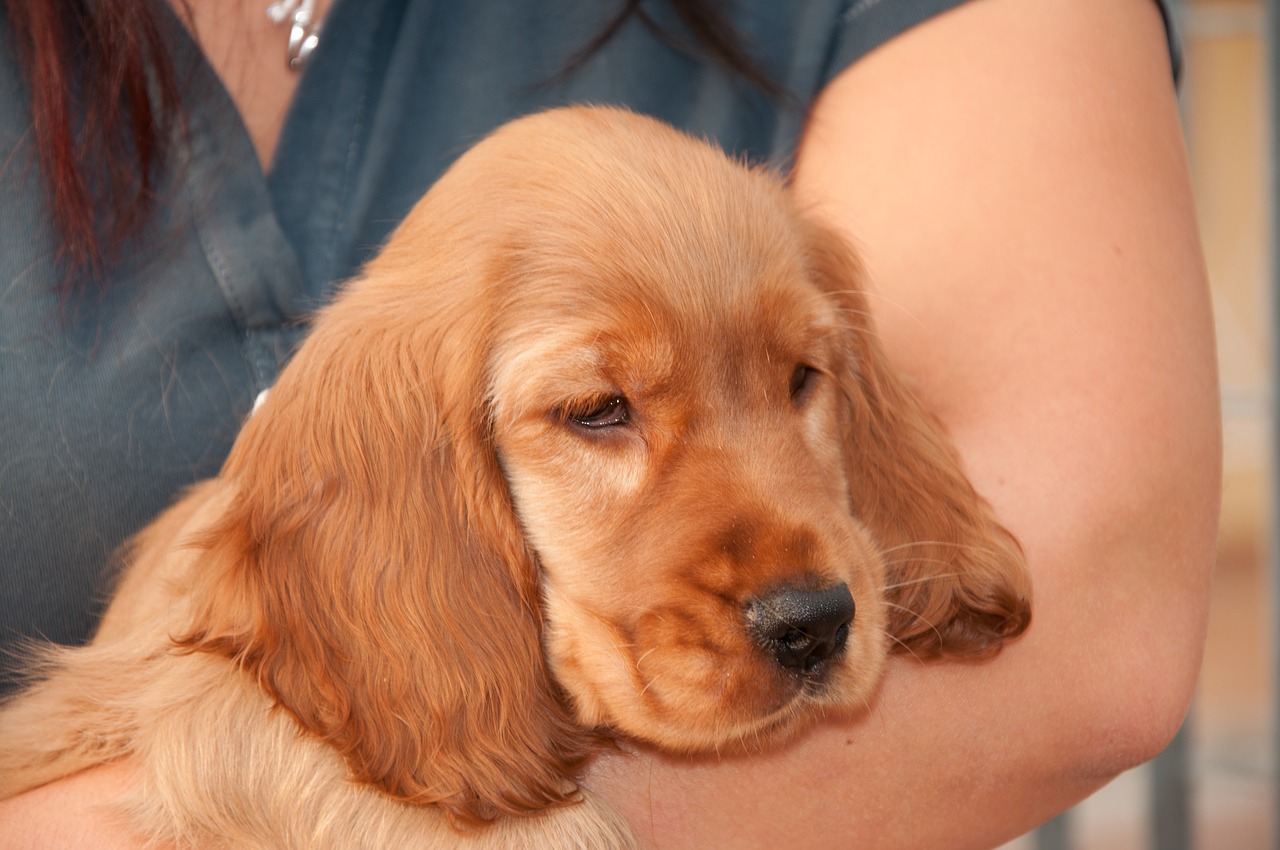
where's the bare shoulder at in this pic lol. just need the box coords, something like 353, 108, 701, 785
793, 0, 1219, 569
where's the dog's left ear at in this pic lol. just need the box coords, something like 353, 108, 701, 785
176, 258, 597, 826
803, 219, 1032, 659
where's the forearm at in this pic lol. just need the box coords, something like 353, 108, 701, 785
0, 763, 152, 850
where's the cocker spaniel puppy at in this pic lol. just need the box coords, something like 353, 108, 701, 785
0, 106, 1030, 849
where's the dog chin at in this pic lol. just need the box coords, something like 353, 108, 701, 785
585, 671, 881, 754
548, 617, 887, 753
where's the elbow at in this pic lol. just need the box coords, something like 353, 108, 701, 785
1082, 648, 1199, 780
1059, 562, 1212, 783
1057, 444, 1219, 782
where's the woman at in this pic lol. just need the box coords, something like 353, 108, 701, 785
0, 0, 1219, 846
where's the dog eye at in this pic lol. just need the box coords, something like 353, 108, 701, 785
789, 364, 818, 405
568, 396, 630, 429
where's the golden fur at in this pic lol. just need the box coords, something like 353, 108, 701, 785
0, 107, 1030, 849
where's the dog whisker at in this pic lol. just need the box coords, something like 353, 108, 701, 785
883, 630, 927, 665
879, 573, 959, 592
637, 673, 662, 700
883, 602, 945, 647
879, 556, 966, 574
879, 540, 1005, 558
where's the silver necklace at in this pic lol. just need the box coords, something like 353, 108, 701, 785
265, 0, 324, 71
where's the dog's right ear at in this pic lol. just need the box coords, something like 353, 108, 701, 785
802, 218, 1032, 660
176, 254, 599, 826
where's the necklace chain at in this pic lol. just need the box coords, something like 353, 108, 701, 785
265, 0, 323, 71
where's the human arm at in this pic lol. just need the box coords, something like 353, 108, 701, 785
586, 0, 1221, 846
0, 763, 149, 850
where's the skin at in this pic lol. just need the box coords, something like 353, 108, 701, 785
0, 0, 1220, 847
181, 0, 326, 167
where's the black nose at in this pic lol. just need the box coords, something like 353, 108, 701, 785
745, 583, 855, 673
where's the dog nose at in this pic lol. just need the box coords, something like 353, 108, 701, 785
745, 583, 855, 673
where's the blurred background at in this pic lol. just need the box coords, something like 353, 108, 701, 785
1002, 0, 1273, 847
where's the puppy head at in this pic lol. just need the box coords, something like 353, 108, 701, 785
472, 108, 1029, 750
178, 107, 1029, 823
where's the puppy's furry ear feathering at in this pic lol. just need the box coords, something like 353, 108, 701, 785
175, 258, 597, 827
804, 222, 1032, 659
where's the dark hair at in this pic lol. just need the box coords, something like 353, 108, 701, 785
2, 0, 187, 304
2, 0, 774, 302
